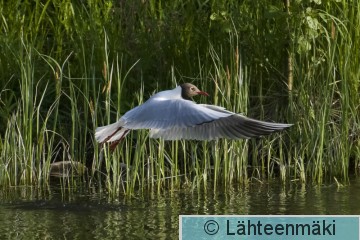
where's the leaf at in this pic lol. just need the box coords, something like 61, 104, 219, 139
306, 16, 319, 30
210, 12, 219, 21
297, 36, 312, 53
311, 0, 322, 4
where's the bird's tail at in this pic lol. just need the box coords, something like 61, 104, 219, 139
95, 120, 130, 143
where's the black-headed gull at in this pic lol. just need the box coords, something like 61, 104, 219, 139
95, 83, 292, 150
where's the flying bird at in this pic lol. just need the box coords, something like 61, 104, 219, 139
95, 83, 292, 150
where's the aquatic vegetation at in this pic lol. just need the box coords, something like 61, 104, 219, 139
0, 0, 359, 196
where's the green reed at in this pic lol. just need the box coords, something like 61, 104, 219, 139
0, 0, 359, 197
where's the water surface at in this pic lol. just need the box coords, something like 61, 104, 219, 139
1, 178, 360, 239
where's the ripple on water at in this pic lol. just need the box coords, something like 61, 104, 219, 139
1, 178, 360, 239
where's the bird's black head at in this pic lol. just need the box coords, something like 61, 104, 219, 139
180, 83, 209, 100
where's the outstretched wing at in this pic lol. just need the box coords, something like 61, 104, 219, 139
149, 107, 293, 140
121, 99, 233, 130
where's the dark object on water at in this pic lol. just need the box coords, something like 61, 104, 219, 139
50, 161, 87, 177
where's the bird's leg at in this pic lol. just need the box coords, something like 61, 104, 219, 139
109, 129, 130, 152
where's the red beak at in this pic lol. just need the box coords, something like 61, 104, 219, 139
197, 91, 209, 96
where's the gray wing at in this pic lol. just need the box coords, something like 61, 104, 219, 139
149, 109, 293, 140
121, 99, 233, 130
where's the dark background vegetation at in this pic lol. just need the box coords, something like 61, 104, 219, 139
0, 0, 359, 190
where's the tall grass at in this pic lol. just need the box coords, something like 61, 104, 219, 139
0, 0, 359, 197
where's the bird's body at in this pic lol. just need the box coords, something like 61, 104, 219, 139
95, 83, 292, 149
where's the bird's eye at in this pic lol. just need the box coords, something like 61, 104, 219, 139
190, 87, 195, 91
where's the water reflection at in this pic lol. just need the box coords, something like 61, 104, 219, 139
1, 178, 360, 239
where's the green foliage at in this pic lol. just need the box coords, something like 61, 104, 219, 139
0, 0, 359, 196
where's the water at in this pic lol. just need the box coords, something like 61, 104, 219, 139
1, 178, 360, 239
